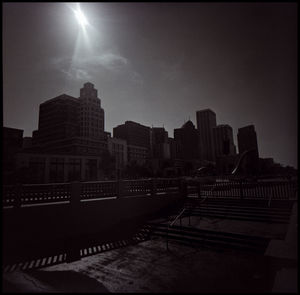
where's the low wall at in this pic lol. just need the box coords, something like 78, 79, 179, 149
3, 192, 183, 263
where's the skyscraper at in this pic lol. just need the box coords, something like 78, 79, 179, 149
196, 109, 216, 163
151, 127, 170, 159
113, 121, 151, 150
237, 125, 259, 175
174, 120, 199, 161
34, 94, 79, 145
32, 83, 107, 156
78, 82, 105, 139
237, 125, 259, 156
213, 124, 236, 157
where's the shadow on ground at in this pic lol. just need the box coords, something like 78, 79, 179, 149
3, 270, 110, 293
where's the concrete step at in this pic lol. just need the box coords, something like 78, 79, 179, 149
146, 223, 269, 253
183, 211, 289, 223
186, 207, 291, 218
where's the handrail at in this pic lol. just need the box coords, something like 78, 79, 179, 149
169, 208, 187, 228
166, 182, 215, 250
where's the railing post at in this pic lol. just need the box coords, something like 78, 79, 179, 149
151, 178, 157, 197
66, 181, 82, 263
117, 179, 123, 198
14, 183, 22, 209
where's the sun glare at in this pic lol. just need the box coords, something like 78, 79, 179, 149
73, 4, 89, 29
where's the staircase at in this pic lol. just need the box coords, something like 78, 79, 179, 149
144, 222, 270, 254
183, 197, 293, 224
142, 197, 295, 254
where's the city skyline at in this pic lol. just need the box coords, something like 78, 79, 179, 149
3, 3, 297, 168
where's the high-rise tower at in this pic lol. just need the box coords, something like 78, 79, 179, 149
78, 82, 105, 140
213, 124, 236, 157
196, 109, 217, 163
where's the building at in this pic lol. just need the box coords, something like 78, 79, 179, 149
33, 94, 79, 145
113, 121, 151, 167
213, 124, 236, 158
127, 145, 148, 166
237, 125, 259, 156
78, 82, 105, 139
113, 121, 151, 150
32, 83, 108, 157
22, 137, 33, 149
151, 127, 170, 160
15, 152, 105, 183
237, 125, 259, 175
11, 83, 111, 183
107, 135, 128, 178
196, 109, 217, 163
174, 120, 199, 161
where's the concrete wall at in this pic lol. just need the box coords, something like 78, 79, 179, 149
3, 193, 182, 263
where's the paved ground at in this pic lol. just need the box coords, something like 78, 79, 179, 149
1, 239, 282, 293
3, 202, 297, 293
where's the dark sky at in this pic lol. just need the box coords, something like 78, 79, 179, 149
3, 3, 298, 168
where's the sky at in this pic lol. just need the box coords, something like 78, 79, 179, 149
3, 2, 298, 168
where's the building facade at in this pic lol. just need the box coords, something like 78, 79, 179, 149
196, 109, 217, 163
32, 83, 108, 157
237, 125, 259, 156
107, 135, 128, 177
113, 121, 151, 152
237, 125, 259, 175
174, 120, 200, 165
15, 152, 105, 183
213, 124, 236, 158
151, 127, 170, 160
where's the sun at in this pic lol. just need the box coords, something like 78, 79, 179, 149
73, 4, 89, 29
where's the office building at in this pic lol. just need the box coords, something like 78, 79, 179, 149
196, 109, 217, 163
107, 135, 128, 177
113, 121, 151, 150
237, 125, 259, 156
32, 83, 107, 156
213, 124, 236, 157
237, 125, 259, 174
151, 127, 170, 159
174, 120, 199, 161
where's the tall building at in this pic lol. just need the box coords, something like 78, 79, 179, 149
15, 83, 110, 183
237, 125, 259, 175
196, 109, 216, 163
32, 83, 107, 156
174, 120, 199, 161
213, 124, 236, 157
34, 94, 79, 145
237, 125, 259, 156
78, 82, 105, 139
151, 127, 170, 159
113, 121, 151, 150
107, 135, 128, 177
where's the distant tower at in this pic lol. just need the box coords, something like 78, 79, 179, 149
78, 82, 105, 139
237, 125, 259, 157
174, 120, 199, 160
213, 124, 237, 157
196, 109, 217, 163
237, 125, 259, 174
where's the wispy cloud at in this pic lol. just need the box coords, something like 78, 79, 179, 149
51, 52, 143, 85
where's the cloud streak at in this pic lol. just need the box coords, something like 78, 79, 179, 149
52, 52, 143, 85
